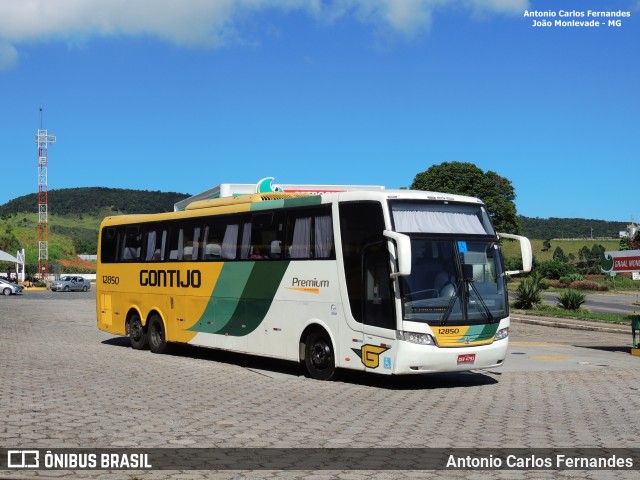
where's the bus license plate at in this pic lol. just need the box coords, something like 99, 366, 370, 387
457, 354, 476, 365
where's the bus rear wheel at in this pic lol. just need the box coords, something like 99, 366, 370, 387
148, 314, 167, 354
304, 330, 336, 381
128, 313, 147, 350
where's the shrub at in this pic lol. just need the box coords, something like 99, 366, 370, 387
557, 290, 586, 311
513, 273, 544, 309
569, 280, 608, 292
535, 261, 577, 280
538, 277, 551, 290
558, 274, 584, 286
549, 279, 608, 291
57, 257, 97, 274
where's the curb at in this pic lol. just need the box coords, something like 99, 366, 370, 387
511, 314, 629, 334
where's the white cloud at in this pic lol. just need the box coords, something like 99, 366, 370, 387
0, 0, 238, 46
0, 43, 18, 70
464, 0, 529, 17
0, 0, 529, 64
305, 0, 529, 36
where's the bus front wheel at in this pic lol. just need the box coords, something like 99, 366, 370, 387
128, 313, 148, 350
304, 330, 336, 381
148, 314, 167, 354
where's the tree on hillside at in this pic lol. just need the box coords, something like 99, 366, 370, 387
552, 246, 568, 263
0, 222, 20, 253
410, 161, 521, 234
619, 237, 630, 250
519, 217, 625, 240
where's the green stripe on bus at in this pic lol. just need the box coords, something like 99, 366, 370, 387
458, 323, 500, 343
189, 262, 253, 334
248, 195, 322, 212
189, 261, 290, 336
220, 261, 290, 336
282, 196, 323, 208
250, 200, 285, 211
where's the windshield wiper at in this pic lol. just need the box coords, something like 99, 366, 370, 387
439, 279, 462, 326
439, 277, 495, 325
466, 278, 495, 324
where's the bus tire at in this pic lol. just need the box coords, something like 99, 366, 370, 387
304, 330, 336, 381
148, 314, 167, 354
128, 312, 148, 350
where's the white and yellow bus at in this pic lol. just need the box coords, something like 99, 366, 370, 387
96, 188, 532, 380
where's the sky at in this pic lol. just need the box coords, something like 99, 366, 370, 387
0, 0, 638, 222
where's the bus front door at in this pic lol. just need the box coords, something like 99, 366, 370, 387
361, 243, 396, 374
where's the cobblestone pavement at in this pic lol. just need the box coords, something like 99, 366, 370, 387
1, 292, 639, 479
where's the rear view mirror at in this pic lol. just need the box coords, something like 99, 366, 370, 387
383, 230, 411, 278
498, 233, 533, 276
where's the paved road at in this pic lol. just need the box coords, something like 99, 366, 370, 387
1, 291, 639, 479
567, 292, 640, 316
508, 290, 640, 316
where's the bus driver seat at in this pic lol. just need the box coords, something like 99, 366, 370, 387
434, 263, 456, 298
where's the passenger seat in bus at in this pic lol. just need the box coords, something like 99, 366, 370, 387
270, 241, 282, 259
204, 243, 221, 260
122, 247, 140, 261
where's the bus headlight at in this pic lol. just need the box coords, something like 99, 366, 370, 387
494, 327, 509, 341
397, 331, 435, 345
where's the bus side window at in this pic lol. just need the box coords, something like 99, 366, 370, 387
189, 227, 201, 261
166, 223, 201, 261
314, 213, 333, 259
121, 226, 142, 262
181, 225, 200, 261
250, 212, 283, 260
201, 220, 226, 261
240, 221, 252, 260
285, 207, 333, 260
166, 226, 183, 261
288, 215, 311, 259
144, 226, 167, 262
101, 227, 120, 263
221, 222, 239, 260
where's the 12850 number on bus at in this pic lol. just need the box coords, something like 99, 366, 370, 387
102, 275, 120, 285
437, 328, 460, 335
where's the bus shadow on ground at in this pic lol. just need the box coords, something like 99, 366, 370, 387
336, 369, 498, 390
102, 338, 498, 390
575, 344, 632, 354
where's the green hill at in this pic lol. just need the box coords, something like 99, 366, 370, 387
0, 187, 189, 217
519, 216, 627, 240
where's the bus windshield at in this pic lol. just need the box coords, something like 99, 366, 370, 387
390, 201, 507, 326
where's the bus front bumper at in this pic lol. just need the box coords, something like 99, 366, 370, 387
392, 338, 509, 374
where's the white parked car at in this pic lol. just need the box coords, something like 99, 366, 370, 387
0, 278, 23, 295
50, 276, 92, 292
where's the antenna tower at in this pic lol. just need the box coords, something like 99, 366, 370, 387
35, 106, 56, 281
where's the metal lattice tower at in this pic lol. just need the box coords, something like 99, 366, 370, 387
35, 106, 56, 281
